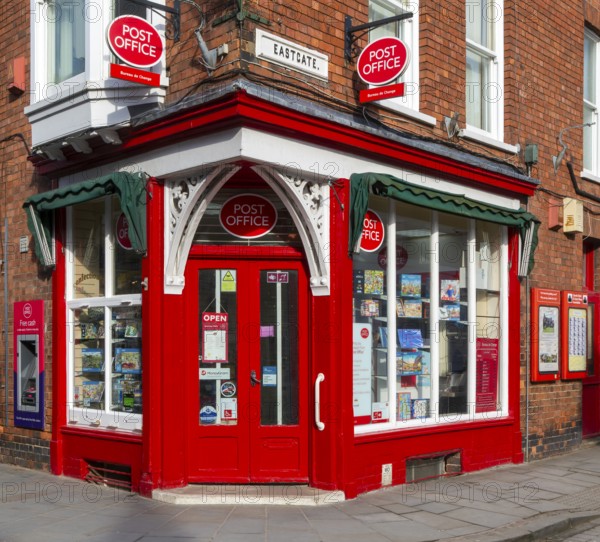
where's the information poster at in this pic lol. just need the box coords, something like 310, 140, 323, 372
561, 291, 588, 379
353, 323, 372, 424
530, 288, 561, 382
202, 312, 228, 363
475, 338, 499, 413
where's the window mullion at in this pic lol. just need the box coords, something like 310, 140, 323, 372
430, 211, 440, 422
387, 198, 397, 425
466, 39, 496, 60
466, 220, 477, 411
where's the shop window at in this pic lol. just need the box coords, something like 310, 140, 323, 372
584, 30, 600, 179
465, 0, 505, 143
67, 197, 143, 431
353, 198, 506, 432
368, 0, 434, 124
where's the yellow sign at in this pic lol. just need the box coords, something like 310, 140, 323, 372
221, 270, 236, 292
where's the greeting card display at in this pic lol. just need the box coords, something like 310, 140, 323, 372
360, 299, 380, 317
82, 349, 104, 372
397, 392, 412, 421
82, 381, 104, 406
411, 398, 429, 419
441, 280, 460, 302
115, 348, 141, 374
403, 299, 422, 318
398, 329, 423, 349
398, 351, 423, 375
364, 270, 384, 295
400, 274, 421, 297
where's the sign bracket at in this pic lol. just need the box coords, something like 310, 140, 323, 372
213, 0, 270, 27
127, 0, 181, 41
345, 11, 413, 62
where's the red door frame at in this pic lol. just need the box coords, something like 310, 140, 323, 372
583, 292, 600, 437
184, 247, 310, 483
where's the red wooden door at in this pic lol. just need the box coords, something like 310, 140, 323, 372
583, 293, 600, 437
185, 258, 309, 482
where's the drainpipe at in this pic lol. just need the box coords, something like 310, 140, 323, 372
3, 217, 8, 428
567, 162, 600, 204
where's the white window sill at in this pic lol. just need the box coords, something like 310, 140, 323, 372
581, 169, 600, 184
377, 100, 437, 126
459, 128, 519, 154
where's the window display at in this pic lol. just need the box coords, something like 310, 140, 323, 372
353, 197, 506, 432
67, 197, 143, 430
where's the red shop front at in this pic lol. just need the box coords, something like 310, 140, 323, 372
24, 85, 539, 498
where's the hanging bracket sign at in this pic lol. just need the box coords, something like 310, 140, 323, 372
356, 36, 410, 103
107, 15, 163, 86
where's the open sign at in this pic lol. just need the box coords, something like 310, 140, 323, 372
107, 15, 164, 68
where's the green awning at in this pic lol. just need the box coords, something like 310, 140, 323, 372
349, 172, 540, 275
23, 172, 148, 267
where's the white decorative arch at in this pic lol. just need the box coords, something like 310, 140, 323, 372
164, 164, 331, 296
164, 165, 240, 294
252, 165, 330, 296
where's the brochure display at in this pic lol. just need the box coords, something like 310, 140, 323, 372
561, 291, 589, 379
73, 306, 142, 413
530, 288, 560, 382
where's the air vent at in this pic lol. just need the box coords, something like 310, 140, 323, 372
405, 451, 461, 483
85, 459, 132, 491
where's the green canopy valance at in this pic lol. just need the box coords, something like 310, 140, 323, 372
23, 172, 148, 267
349, 172, 540, 275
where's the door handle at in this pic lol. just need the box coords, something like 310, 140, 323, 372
315, 373, 325, 431
250, 370, 261, 387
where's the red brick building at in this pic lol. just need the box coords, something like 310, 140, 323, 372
1, 0, 600, 497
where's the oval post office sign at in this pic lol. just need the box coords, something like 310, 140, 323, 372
220, 194, 278, 239
356, 36, 410, 86
107, 15, 164, 68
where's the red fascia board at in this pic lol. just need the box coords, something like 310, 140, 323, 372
125, 90, 536, 197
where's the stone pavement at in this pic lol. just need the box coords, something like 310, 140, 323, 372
3, 441, 600, 541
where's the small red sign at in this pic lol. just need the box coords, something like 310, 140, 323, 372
360, 209, 385, 252
110, 63, 160, 86
357, 37, 410, 86
220, 194, 278, 239
107, 15, 163, 69
360, 83, 405, 103
116, 213, 132, 250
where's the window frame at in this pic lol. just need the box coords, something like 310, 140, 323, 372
465, 0, 505, 142
353, 197, 510, 436
583, 29, 600, 180
65, 197, 143, 431
368, 0, 435, 125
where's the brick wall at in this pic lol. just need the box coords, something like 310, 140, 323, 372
2, 0, 599, 472
0, 0, 53, 470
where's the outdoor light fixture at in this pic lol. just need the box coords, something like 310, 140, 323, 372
443, 113, 460, 139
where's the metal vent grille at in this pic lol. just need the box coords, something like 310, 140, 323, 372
85, 459, 132, 491
405, 451, 461, 483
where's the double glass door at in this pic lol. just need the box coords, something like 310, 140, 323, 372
185, 259, 309, 482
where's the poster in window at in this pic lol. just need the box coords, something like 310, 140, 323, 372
353, 323, 372, 425
475, 338, 499, 413
202, 312, 228, 363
